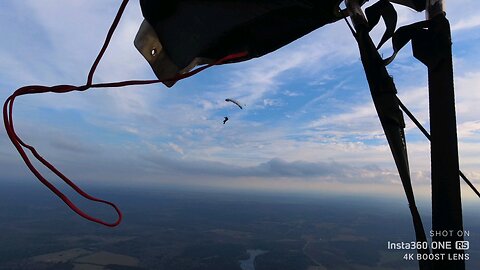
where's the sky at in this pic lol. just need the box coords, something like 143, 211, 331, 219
1, 0, 480, 202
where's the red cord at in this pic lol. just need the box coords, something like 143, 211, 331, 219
3, 0, 248, 227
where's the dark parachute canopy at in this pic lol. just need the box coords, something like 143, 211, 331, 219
135, 0, 346, 86
135, 0, 426, 86
225, 98, 243, 110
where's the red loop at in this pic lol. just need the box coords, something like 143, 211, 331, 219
3, 0, 248, 227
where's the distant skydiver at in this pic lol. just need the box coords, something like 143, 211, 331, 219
223, 117, 229, 124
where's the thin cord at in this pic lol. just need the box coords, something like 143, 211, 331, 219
341, 8, 357, 37
3, 0, 248, 227
397, 97, 480, 198
86, 0, 129, 86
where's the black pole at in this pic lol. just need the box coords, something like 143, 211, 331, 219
425, 1, 465, 269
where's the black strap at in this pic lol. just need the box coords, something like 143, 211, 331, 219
365, 0, 398, 49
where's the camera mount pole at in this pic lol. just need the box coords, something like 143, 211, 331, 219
425, 1, 465, 269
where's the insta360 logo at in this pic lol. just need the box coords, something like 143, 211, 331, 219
456, 241, 469, 250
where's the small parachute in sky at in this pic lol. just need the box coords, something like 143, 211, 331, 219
225, 98, 243, 110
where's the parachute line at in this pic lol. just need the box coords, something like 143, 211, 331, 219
397, 97, 480, 199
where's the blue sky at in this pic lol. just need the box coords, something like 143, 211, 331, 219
1, 0, 480, 201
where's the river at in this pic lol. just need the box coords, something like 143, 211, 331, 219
239, 249, 268, 270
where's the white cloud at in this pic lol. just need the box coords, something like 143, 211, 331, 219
263, 99, 283, 107
283, 90, 302, 97
168, 142, 185, 156
451, 16, 480, 31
